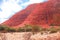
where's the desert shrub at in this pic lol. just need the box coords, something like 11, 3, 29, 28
17, 27, 25, 32
0, 24, 16, 32
33, 26, 43, 32
5, 27, 16, 32
0, 26, 5, 31
48, 27, 58, 33
0, 25, 8, 32
31, 25, 42, 34
24, 24, 32, 32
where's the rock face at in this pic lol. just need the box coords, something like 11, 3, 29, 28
2, 4, 36, 27
0, 32, 60, 40
0, 32, 32, 40
2, 0, 60, 28
30, 32, 60, 40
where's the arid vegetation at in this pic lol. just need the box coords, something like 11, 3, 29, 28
0, 24, 60, 34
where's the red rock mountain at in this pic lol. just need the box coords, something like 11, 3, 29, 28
2, 0, 60, 28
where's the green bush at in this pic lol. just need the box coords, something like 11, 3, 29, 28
0, 26, 5, 31
17, 27, 25, 32
0, 25, 6, 30
0, 25, 8, 32
24, 24, 32, 32
5, 27, 16, 32
0, 24, 16, 32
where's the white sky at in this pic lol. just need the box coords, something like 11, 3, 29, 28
0, 0, 47, 23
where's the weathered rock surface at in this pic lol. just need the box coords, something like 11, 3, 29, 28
0, 32, 32, 40
30, 32, 60, 40
2, 0, 60, 28
0, 32, 60, 40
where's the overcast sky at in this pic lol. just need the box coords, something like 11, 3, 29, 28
0, 0, 47, 23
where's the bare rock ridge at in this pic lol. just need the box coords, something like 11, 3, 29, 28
2, 0, 60, 28
2, 4, 36, 27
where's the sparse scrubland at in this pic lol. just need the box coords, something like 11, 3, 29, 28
0, 24, 60, 34
0, 24, 60, 40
